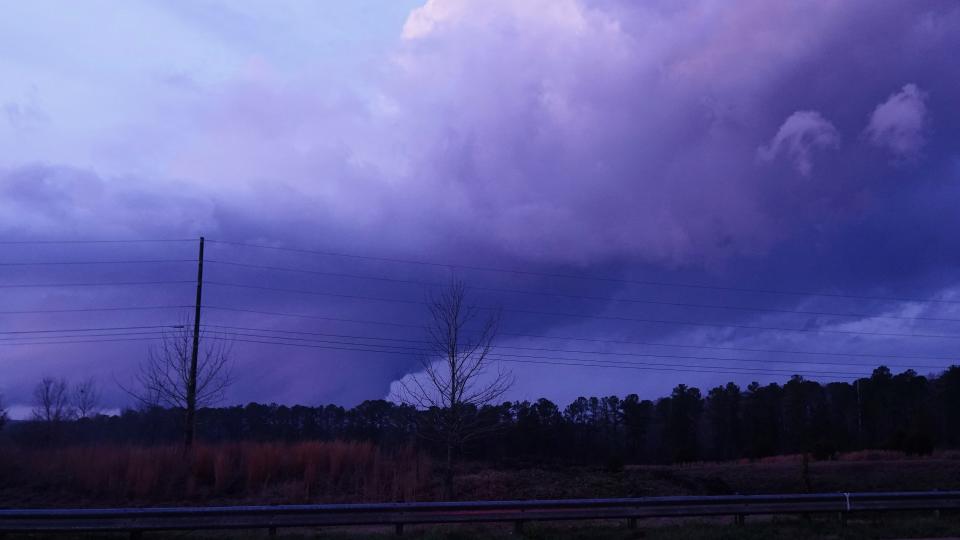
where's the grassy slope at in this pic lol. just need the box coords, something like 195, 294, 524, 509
452, 457, 960, 501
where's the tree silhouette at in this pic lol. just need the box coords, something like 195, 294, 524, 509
33, 377, 73, 423
73, 377, 101, 419
122, 322, 233, 445
397, 278, 513, 499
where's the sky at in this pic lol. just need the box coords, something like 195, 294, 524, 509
2, 0, 960, 417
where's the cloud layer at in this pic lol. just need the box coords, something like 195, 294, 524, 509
2, 0, 960, 410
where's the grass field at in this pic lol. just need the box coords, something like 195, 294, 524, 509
4, 447, 960, 538
450, 452, 960, 501
3, 445, 960, 507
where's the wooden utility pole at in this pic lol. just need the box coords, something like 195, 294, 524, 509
856, 378, 863, 447
184, 236, 205, 447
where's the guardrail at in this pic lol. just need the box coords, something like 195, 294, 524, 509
2, 491, 958, 537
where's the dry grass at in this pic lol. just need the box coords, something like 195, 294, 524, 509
4, 446, 960, 508
0, 441, 430, 506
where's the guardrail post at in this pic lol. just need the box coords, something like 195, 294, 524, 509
395, 523, 404, 536
627, 517, 637, 529
733, 514, 745, 526
268, 526, 277, 537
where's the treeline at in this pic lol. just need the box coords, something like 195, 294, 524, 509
6, 366, 960, 465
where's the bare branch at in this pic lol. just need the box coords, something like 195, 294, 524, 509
397, 277, 513, 499
122, 319, 235, 411
33, 377, 73, 423
73, 377, 101, 419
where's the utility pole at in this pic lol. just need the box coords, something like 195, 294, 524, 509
856, 378, 863, 448
184, 236, 205, 447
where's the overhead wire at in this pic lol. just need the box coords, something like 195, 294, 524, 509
0, 259, 193, 266
0, 239, 195, 244
206, 239, 960, 305
202, 281, 960, 340
205, 259, 960, 323
198, 324, 954, 370
0, 330, 869, 379
2, 237, 955, 384
0, 280, 193, 288
0, 305, 192, 315
201, 304, 960, 361
0, 324, 185, 335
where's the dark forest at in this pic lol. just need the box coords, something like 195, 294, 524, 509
7, 365, 959, 466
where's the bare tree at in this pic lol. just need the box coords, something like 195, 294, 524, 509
33, 377, 73, 423
398, 278, 513, 499
73, 377, 101, 419
123, 322, 233, 445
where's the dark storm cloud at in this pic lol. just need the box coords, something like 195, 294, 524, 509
3, 0, 960, 411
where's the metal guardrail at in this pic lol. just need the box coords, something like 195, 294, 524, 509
1, 491, 958, 536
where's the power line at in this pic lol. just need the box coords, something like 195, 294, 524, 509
0, 305, 192, 315
204, 305, 420, 328
203, 281, 960, 340
206, 239, 960, 305
497, 305, 960, 340
498, 331, 959, 362
0, 259, 193, 266
0, 323, 929, 380
202, 305, 960, 359
0, 239, 195, 244
186, 333, 870, 379
0, 330, 167, 342
0, 280, 193, 289
0, 336, 163, 346
195, 326, 948, 371
206, 259, 425, 285
190, 334, 869, 380
0, 331, 867, 379
4, 318, 946, 370
0, 324, 183, 335
17, 332, 869, 379
200, 324, 953, 370
205, 259, 960, 324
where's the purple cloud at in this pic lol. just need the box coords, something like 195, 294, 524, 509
864, 83, 929, 159
758, 111, 840, 176
2, 0, 960, 411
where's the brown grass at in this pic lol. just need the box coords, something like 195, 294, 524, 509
0, 441, 430, 506
5, 446, 960, 508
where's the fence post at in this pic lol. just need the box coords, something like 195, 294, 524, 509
268, 526, 277, 537
395, 523, 404, 536
627, 517, 637, 529
514, 520, 525, 535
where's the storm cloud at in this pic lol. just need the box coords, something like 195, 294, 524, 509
2, 0, 960, 413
